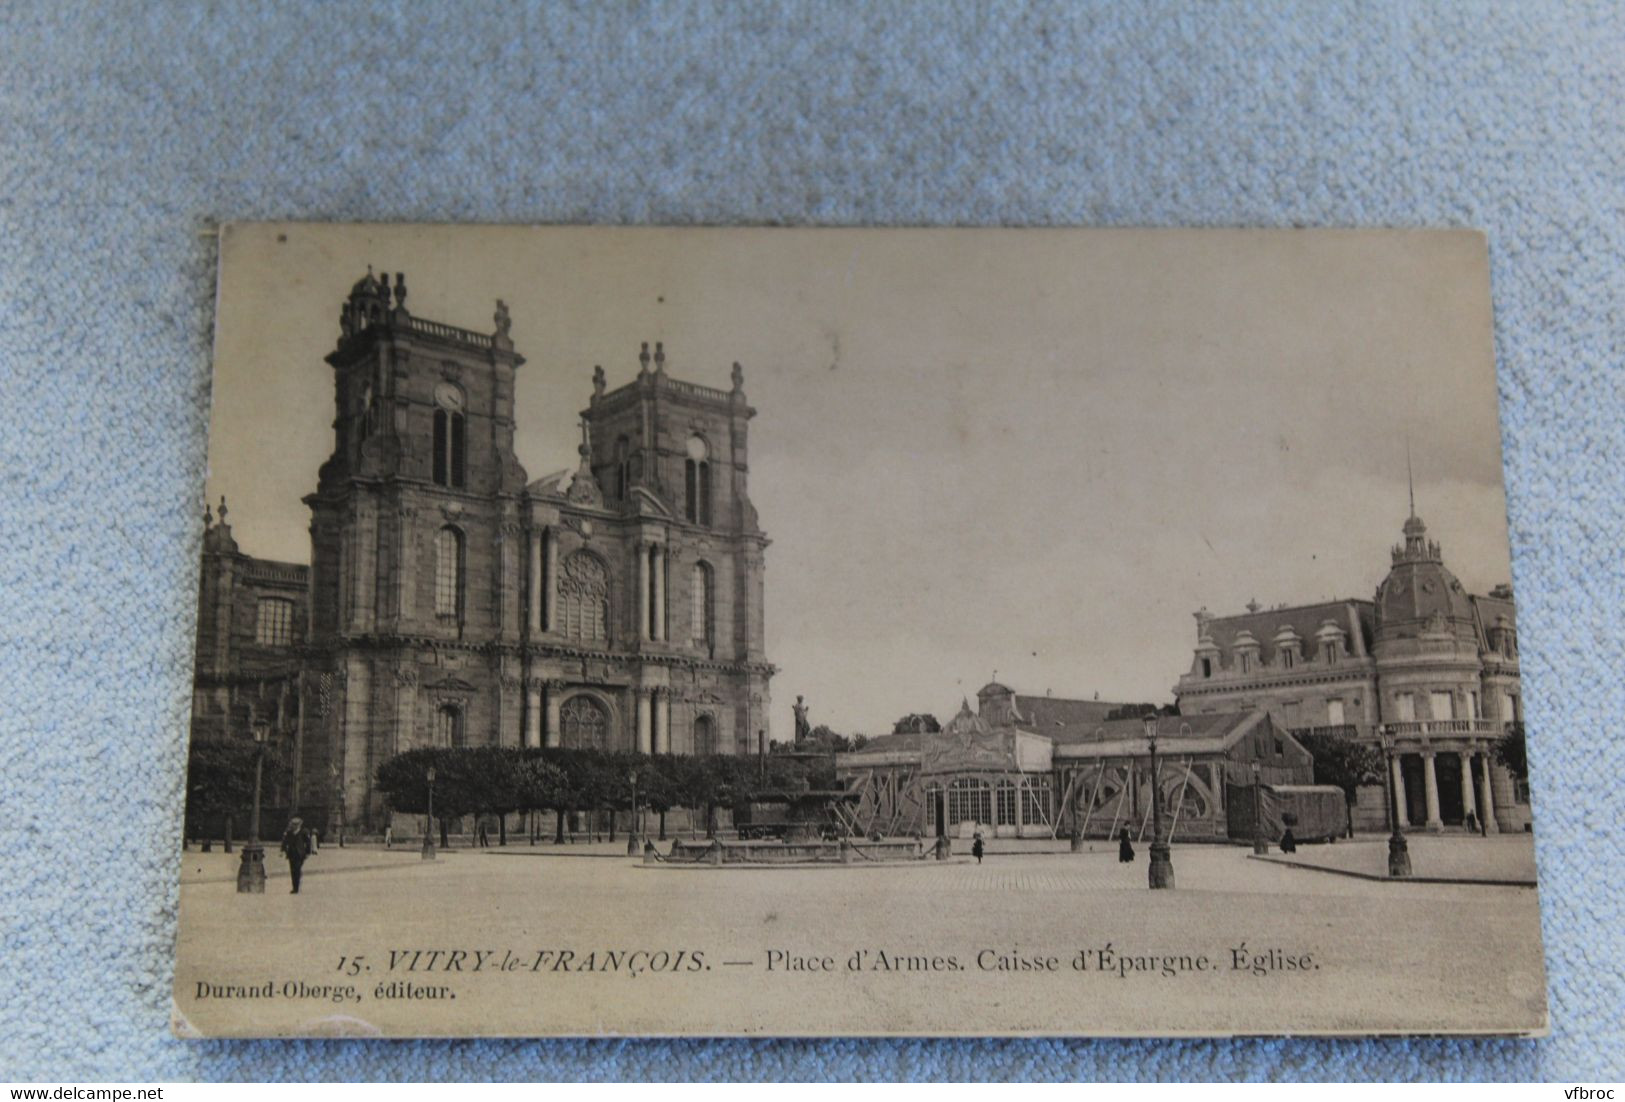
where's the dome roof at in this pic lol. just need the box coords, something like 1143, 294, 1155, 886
1376, 513, 1474, 626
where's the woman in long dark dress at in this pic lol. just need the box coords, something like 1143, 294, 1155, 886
1117, 827, 1135, 863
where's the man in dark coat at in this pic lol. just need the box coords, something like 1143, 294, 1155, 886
971, 830, 985, 864
280, 817, 313, 894
1118, 827, 1135, 863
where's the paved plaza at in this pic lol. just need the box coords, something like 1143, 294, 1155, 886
173, 836, 1547, 1038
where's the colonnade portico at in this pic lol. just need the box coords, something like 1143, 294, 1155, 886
1382, 722, 1505, 834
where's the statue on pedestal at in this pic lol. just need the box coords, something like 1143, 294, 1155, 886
793, 695, 811, 742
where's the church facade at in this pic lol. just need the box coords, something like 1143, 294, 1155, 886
192, 271, 774, 833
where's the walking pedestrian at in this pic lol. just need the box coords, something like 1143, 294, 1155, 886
280, 817, 313, 894
1117, 827, 1135, 863
972, 829, 985, 865
1280, 826, 1297, 854
383, 824, 393, 850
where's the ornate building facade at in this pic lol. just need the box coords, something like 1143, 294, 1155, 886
1173, 508, 1526, 833
192, 271, 774, 833
835, 681, 1314, 842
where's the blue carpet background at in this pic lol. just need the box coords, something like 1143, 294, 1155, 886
1, 0, 1621, 1082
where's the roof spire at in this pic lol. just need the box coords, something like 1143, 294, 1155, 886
1406, 436, 1416, 518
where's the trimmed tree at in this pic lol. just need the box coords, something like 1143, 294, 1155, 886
1295, 731, 1385, 838
184, 735, 287, 848
1495, 722, 1528, 783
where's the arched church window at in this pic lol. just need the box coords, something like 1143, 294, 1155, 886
615, 436, 631, 500
255, 597, 295, 646
435, 703, 464, 748
434, 526, 464, 619
690, 561, 714, 650
560, 695, 609, 750
559, 551, 609, 642
432, 383, 466, 489
684, 435, 711, 526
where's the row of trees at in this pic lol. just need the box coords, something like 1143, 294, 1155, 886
373, 745, 839, 846
183, 736, 289, 846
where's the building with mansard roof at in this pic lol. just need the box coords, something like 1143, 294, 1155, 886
1173, 508, 1525, 833
192, 271, 774, 835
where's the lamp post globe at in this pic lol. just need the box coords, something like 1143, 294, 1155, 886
1382, 732, 1411, 878
422, 765, 437, 861
1143, 713, 1174, 890
236, 721, 269, 894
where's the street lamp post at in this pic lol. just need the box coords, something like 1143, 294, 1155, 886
1143, 714, 1174, 889
1381, 732, 1411, 877
626, 770, 641, 856
422, 766, 437, 861
236, 722, 269, 893
1251, 761, 1268, 855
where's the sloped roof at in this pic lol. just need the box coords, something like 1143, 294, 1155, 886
1470, 593, 1517, 642
1045, 710, 1251, 746
1051, 710, 1277, 759
1012, 695, 1133, 734
840, 710, 1285, 766
1200, 600, 1373, 665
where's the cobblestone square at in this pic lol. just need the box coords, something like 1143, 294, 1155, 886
174, 836, 1546, 1038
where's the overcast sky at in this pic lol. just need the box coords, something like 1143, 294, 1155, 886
208, 225, 1512, 739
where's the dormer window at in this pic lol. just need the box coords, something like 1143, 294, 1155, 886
1272, 626, 1303, 671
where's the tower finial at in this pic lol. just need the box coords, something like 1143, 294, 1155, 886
217, 496, 228, 525
1406, 436, 1416, 518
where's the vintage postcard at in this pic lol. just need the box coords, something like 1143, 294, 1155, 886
174, 225, 1545, 1037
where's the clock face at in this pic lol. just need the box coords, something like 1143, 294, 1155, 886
434, 382, 465, 411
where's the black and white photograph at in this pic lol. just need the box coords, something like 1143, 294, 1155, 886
173, 224, 1545, 1038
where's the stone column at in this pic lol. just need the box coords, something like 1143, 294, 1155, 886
1421, 751, 1443, 831
636, 541, 651, 641
655, 691, 671, 754
1391, 755, 1410, 828
543, 684, 561, 750
544, 527, 558, 632
1459, 751, 1478, 825
636, 691, 653, 754
527, 529, 543, 634
652, 544, 666, 642
524, 686, 541, 749
1479, 752, 1499, 834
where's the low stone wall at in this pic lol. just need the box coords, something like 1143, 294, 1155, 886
664, 838, 928, 865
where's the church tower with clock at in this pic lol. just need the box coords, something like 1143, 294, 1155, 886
295, 271, 773, 832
